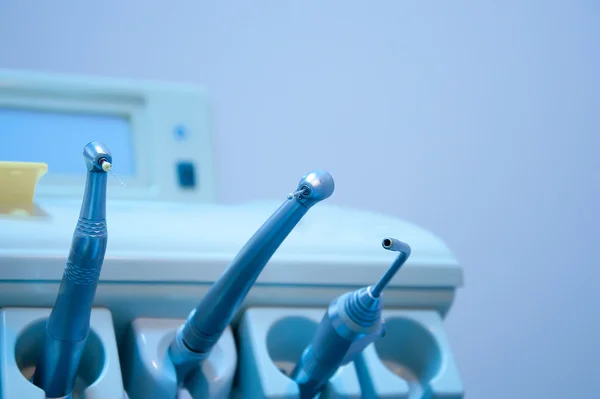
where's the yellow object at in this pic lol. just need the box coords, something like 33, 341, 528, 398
0, 162, 48, 216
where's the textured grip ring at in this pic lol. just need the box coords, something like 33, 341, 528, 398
64, 261, 102, 284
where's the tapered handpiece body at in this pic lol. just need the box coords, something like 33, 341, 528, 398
33, 142, 112, 398
290, 237, 411, 399
168, 170, 335, 381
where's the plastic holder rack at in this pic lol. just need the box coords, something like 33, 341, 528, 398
121, 317, 237, 399
237, 307, 362, 399
0, 307, 126, 399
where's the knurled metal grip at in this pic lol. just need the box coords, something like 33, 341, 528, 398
64, 218, 107, 284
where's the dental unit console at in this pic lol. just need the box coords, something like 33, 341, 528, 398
0, 70, 464, 398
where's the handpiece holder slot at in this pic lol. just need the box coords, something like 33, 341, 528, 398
237, 307, 362, 399
121, 317, 237, 399
0, 307, 126, 399
355, 310, 464, 399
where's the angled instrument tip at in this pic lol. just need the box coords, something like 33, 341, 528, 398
83, 141, 112, 172
291, 170, 335, 205
371, 237, 411, 298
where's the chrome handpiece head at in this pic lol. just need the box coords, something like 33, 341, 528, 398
291, 237, 411, 399
289, 169, 335, 206
83, 141, 113, 172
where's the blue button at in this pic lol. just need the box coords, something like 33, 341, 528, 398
174, 125, 187, 140
177, 161, 196, 189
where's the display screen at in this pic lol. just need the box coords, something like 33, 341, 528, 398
0, 107, 135, 175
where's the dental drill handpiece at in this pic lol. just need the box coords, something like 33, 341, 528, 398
290, 237, 411, 399
32, 142, 112, 398
168, 170, 335, 382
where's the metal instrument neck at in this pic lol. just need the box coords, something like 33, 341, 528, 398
189, 197, 308, 346
79, 170, 107, 220
371, 251, 410, 298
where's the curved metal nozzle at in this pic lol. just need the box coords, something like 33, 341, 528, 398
83, 141, 113, 172
371, 237, 411, 298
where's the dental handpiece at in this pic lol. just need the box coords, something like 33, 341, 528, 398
290, 237, 411, 399
32, 142, 112, 398
168, 170, 335, 382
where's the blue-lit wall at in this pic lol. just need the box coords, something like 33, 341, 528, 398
1, 1, 598, 397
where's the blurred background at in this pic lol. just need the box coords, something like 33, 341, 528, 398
1, 1, 598, 397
